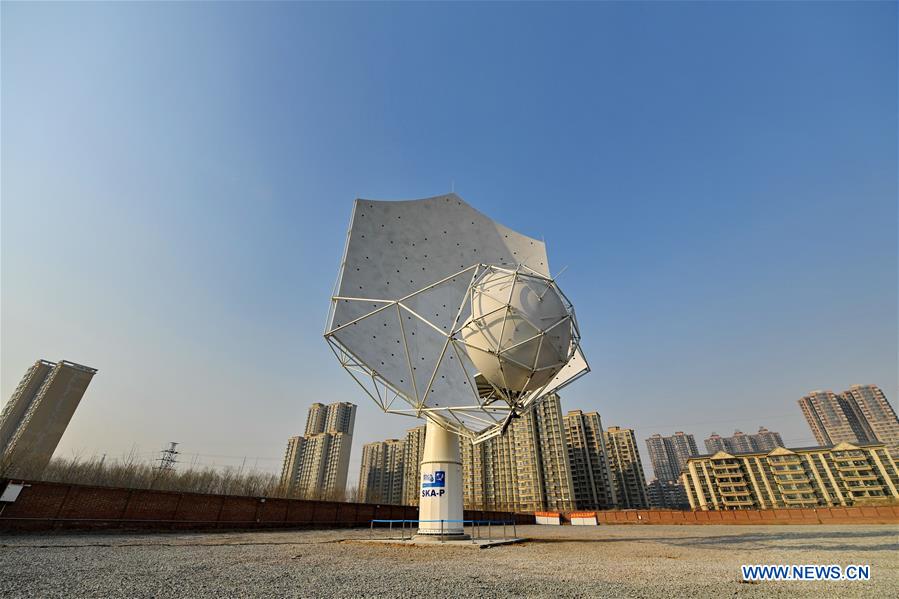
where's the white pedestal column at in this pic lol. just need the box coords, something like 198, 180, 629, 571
417, 418, 465, 536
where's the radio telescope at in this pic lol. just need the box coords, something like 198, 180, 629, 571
325, 194, 588, 536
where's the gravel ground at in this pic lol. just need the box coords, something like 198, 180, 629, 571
1, 524, 896, 598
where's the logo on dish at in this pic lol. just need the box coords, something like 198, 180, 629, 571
421, 471, 445, 488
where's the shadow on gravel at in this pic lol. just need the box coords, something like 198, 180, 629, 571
523, 529, 899, 552
522, 538, 634, 544
658, 530, 899, 552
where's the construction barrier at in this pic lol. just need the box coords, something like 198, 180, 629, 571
570, 511, 598, 525
535, 511, 561, 525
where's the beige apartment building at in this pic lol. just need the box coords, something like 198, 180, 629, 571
800, 386, 899, 460
682, 442, 899, 510
799, 390, 873, 447
842, 385, 899, 459
564, 410, 617, 510
305, 401, 356, 436
401, 425, 426, 506
462, 394, 575, 512
304, 403, 329, 436
1, 359, 97, 477
280, 435, 305, 490
398, 396, 641, 513
280, 402, 356, 499
705, 427, 784, 454
281, 431, 353, 500
359, 438, 405, 504
643, 431, 698, 509
604, 426, 650, 509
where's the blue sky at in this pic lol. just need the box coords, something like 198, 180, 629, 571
2, 2, 896, 482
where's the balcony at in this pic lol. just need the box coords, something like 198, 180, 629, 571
719, 489, 752, 498
834, 459, 869, 467
847, 487, 885, 497
783, 496, 819, 506
711, 466, 742, 475
832, 452, 866, 461
846, 481, 884, 489
779, 485, 815, 494
835, 463, 873, 472
721, 498, 754, 507
840, 473, 879, 482
711, 468, 742, 476
715, 478, 748, 486
774, 475, 810, 484
769, 464, 804, 473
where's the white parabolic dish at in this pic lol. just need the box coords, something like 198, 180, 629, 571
324, 193, 589, 443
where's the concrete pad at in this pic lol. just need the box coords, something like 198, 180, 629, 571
351, 536, 528, 549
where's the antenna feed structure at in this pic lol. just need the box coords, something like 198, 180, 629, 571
460, 266, 574, 397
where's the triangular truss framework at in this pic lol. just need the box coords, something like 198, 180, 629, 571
325, 263, 589, 443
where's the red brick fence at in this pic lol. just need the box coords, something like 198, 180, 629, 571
0, 479, 533, 533
4, 480, 896, 533
560, 506, 899, 525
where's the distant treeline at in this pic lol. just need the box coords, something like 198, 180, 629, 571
1, 452, 357, 502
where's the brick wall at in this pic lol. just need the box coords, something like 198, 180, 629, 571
0, 479, 533, 532
558, 506, 899, 525
10, 479, 891, 532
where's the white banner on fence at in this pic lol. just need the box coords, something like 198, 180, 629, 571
535, 512, 561, 525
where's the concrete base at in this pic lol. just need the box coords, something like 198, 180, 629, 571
417, 419, 465, 536
412, 533, 470, 541
355, 537, 528, 549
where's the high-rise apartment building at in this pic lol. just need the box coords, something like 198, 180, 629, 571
0, 359, 97, 476
704, 433, 728, 454
279, 436, 306, 490
358, 439, 405, 504
753, 427, 785, 452
604, 426, 649, 509
305, 402, 356, 436
682, 442, 899, 510
645, 431, 698, 481
402, 396, 674, 512
527, 396, 576, 511
564, 410, 616, 510
324, 402, 356, 436
727, 430, 755, 454
280, 402, 356, 499
704, 427, 785, 455
840, 385, 899, 459
401, 425, 426, 506
798, 390, 873, 447
644, 431, 697, 509
280, 432, 353, 500
646, 478, 689, 509
461, 394, 575, 512
304, 403, 328, 436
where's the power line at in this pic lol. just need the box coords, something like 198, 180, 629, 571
176, 451, 282, 462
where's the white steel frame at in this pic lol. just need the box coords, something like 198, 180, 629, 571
325, 263, 589, 444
